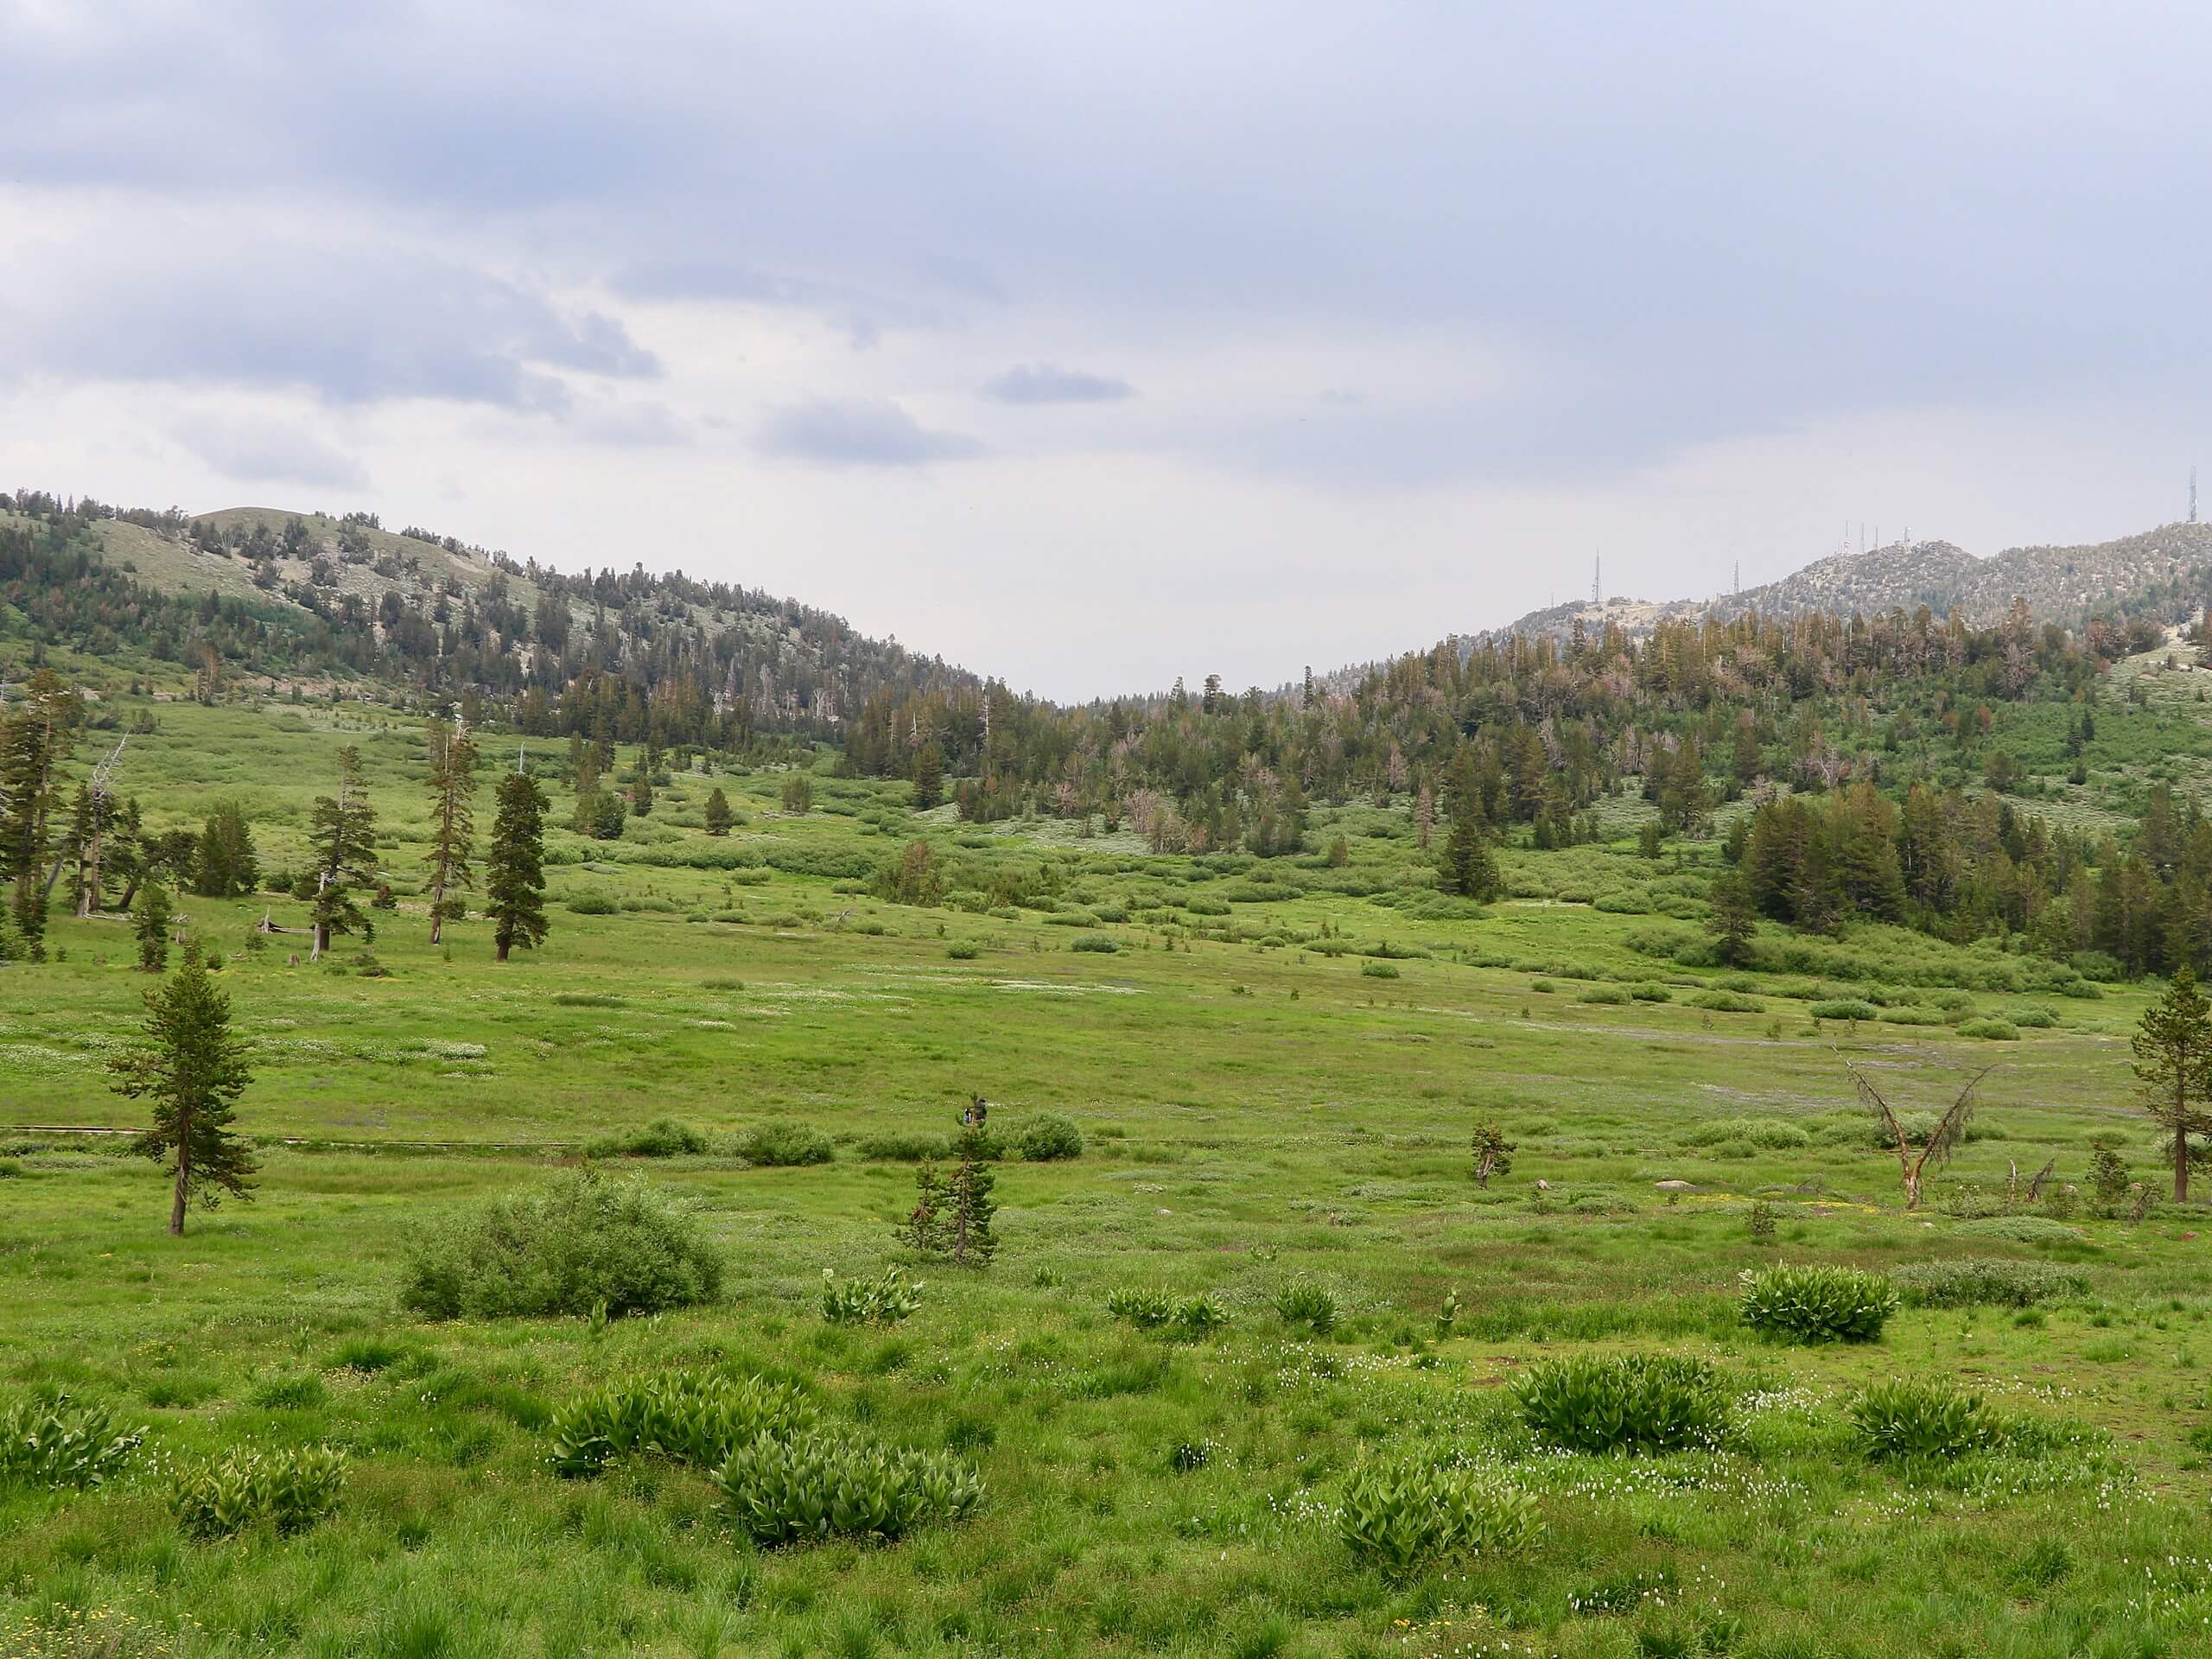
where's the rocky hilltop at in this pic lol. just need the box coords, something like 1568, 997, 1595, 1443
1482, 522, 2212, 647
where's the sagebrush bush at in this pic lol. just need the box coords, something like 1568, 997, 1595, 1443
1276, 1279, 1338, 1335
548, 1370, 817, 1478
170, 1446, 346, 1537
0, 1392, 141, 1490
1017, 1114, 1084, 1161
735, 1120, 835, 1166
400, 1171, 725, 1320
822, 1266, 923, 1326
1892, 1257, 2088, 1308
1737, 1265, 1897, 1344
712, 1428, 982, 1544
1338, 1461, 1542, 1571
1849, 1380, 1997, 1461
1512, 1354, 1728, 1454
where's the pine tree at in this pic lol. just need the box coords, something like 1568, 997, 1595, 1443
134, 880, 173, 973
703, 786, 734, 836
946, 1123, 998, 1267
109, 943, 257, 1235
423, 718, 478, 945
193, 801, 258, 898
2133, 964, 2212, 1202
899, 1160, 950, 1253
1707, 870, 1758, 967
486, 770, 550, 962
0, 668, 75, 960
1438, 754, 1499, 900
307, 747, 378, 960
631, 770, 653, 817
912, 742, 944, 810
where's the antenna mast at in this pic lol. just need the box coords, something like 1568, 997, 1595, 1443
1592, 554, 1602, 612
2192, 465, 2199, 525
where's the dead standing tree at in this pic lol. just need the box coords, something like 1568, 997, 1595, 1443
1844, 1057, 1993, 1212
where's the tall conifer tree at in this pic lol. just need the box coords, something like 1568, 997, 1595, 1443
110, 943, 257, 1235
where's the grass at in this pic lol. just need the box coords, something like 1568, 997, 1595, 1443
2, 695, 2210, 1656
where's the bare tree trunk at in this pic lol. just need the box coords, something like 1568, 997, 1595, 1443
169, 1142, 190, 1236
2177, 1077, 2191, 1205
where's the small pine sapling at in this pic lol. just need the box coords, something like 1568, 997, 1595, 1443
1471, 1122, 1515, 1188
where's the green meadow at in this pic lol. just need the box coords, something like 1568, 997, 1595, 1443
5, 696, 2212, 1659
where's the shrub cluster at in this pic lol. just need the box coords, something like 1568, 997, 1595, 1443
1848, 1380, 1997, 1461
170, 1446, 346, 1538
1017, 1114, 1084, 1161
1512, 1354, 1728, 1454
735, 1121, 836, 1166
712, 1429, 982, 1545
400, 1172, 726, 1320
821, 1266, 923, 1326
1337, 1461, 1542, 1571
586, 1118, 709, 1159
0, 1393, 142, 1491
1737, 1265, 1897, 1344
1106, 1288, 1230, 1338
548, 1370, 817, 1478
1275, 1279, 1338, 1335
1891, 1257, 2088, 1308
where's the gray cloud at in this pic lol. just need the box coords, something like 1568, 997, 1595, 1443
755, 398, 982, 467
171, 413, 368, 491
2, 232, 656, 411
983, 364, 1135, 405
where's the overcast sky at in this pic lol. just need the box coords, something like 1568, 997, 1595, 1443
3, 2, 2206, 699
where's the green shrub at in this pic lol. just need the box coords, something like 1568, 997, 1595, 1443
1360, 960, 1401, 979
1169, 1294, 1230, 1338
1512, 1354, 1728, 1454
548, 1370, 817, 1478
1275, 1279, 1338, 1335
735, 1120, 835, 1166
1892, 1258, 2088, 1308
1954, 1216, 2084, 1244
171, 1446, 346, 1538
1849, 1380, 1996, 1461
400, 1172, 725, 1320
1809, 1000, 1881, 1022
1106, 1288, 1174, 1329
563, 892, 620, 915
945, 940, 981, 959
1337, 1462, 1542, 1571
711, 1428, 982, 1544
1630, 983, 1673, 1002
1018, 1114, 1084, 1161
587, 1118, 709, 1159
1737, 1265, 1897, 1344
1958, 1018, 2020, 1041
1065, 934, 1117, 953
855, 1131, 950, 1163
0, 1392, 142, 1491
1578, 985, 1629, 1004
2012, 1007, 2059, 1028
1687, 989, 1763, 1013
822, 1266, 923, 1326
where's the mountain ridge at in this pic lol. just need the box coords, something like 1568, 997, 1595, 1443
1473, 521, 2212, 651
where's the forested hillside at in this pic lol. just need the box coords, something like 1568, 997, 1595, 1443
0, 492, 980, 745
16, 486, 2212, 985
